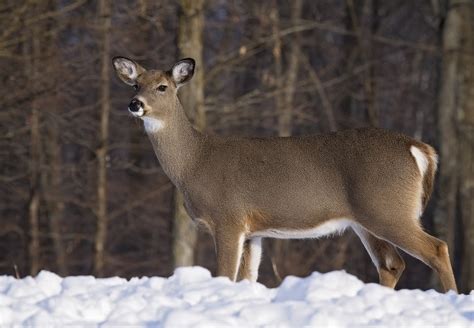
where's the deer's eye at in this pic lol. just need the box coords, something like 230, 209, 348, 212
133, 84, 139, 91
157, 85, 167, 92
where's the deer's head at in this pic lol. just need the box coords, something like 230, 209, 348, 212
112, 57, 195, 130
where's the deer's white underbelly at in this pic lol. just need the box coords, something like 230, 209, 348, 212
250, 218, 353, 239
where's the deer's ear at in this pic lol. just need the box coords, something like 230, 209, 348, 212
112, 56, 145, 86
170, 58, 195, 87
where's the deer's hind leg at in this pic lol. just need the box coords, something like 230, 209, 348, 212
367, 221, 457, 292
353, 225, 405, 288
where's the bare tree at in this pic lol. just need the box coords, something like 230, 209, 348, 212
172, 0, 205, 267
26, 0, 44, 276
43, 0, 67, 276
94, 0, 112, 277
271, 0, 303, 281
346, 0, 379, 126
436, 0, 474, 293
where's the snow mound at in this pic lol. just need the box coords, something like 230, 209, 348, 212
0, 267, 472, 327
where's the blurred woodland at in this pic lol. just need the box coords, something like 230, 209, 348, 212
0, 0, 473, 293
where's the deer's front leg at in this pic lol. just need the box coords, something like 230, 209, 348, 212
215, 227, 246, 282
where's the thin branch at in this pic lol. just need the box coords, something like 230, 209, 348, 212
301, 55, 337, 132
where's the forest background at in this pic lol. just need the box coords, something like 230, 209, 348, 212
0, 0, 472, 293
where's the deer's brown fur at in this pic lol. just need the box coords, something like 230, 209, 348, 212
112, 57, 457, 292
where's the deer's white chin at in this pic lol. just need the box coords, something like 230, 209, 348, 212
129, 107, 144, 117
142, 116, 165, 133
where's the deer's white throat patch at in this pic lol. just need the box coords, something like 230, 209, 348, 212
142, 117, 165, 133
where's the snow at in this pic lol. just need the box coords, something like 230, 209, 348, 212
0, 267, 472, 327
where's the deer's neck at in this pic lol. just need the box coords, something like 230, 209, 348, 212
143, 99, 204, 188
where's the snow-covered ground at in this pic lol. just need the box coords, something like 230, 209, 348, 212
0, 267, 472, 327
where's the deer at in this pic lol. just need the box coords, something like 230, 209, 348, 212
112, 56, 458, 293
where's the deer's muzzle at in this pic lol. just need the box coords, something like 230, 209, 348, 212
128, 98, 144, 117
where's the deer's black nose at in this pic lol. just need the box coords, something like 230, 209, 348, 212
128, 98, 143, 112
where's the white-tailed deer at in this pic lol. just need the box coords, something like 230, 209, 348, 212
112, 57, 457, 292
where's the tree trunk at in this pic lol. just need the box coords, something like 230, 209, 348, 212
271, 0, 284, 137
344, 0, 378, 126
40, 0, 67, 276
453, 0, 474, 293
48, 121, 66, 275
360, 0, 378, 126
436, 0, 474, 293
347, 0, 378, 126
27, 1, 42, 277
47, 82, 66, 276
28, 100, 41, 277
172, 0, 205, 268
94, 0, 111, 277
271, 0, 303, 281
